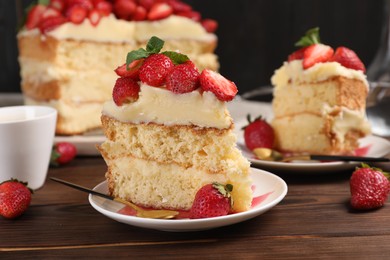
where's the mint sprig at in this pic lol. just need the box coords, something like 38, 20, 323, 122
294, 27, 321, 47
125, 36, 190, 69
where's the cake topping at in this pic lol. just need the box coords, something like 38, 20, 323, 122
288, 27, 366, 72
23, 0, 218, 34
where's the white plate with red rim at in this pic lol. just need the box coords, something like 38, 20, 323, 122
88, 168, 287, 232
237, 135, 390, 173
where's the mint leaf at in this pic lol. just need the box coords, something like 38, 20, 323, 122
295, 27, 321, 47
126, 48, 149, 69
38, 0, 50, 5
146, 36, 165, 54
162, 51, 190, 65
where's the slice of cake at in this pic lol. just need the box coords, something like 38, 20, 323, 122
17, 0, 219, 135
98, 37, 252, 215
271, 28, 371, 155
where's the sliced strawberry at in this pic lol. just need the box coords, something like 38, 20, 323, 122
166, 61, 200, 94
147, 3, 173, 21
132, 5, 147, 21
67, 0, 94, 10
302, 44, 334, 69
114, 59, 144, 80
39, 16, 67, 34
88, 9, 101, 26
330, 46, 366, 73
95, 1, 113, 16
167, 0, 192, 13
201, 19, 218, 33
139, 0, 155, 11
49, 0, 66, 12
112, 77, 141, 106
199, 69, 238, 102
287, 47, 308, 62
25, 5, 47, 30
67, 5, 88, 24
176, 10, 201, 22
41, 7, 62, 20
113, 0, 137, 20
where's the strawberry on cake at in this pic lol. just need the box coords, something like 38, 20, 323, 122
98, 36, 252, 217
18, 0, 219, 135
271, 28, 371, 155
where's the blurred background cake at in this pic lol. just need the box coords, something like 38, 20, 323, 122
17, 0, 219, 135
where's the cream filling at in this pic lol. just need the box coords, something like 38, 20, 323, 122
102, 83, 232, 129
19, 15, 214, 43
271, 60, 368, 89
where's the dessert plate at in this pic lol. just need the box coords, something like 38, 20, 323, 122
237, 135, 390, 173
88, 168, 287, 232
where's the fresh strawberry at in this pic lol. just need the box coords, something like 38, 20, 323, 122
138, 0, 155, 11
95, 1, 113, 16
25, 4, 47, 30
189, 182, 233, 219
67, 0, 94, 10
167, 0, 192, 13
201, 19, 218, 33
112, 77, 141, 105
49, 0, 66, 12
166, 61, 200, 94
113, 0, 137, 20
287, 47, 308, 61
41, 7, 62, 20
302, 44, 334, 69
132, 5, 147, 21
199, 69, 238, 102
39, 16, 67, 34
147, 3, 173, 21
0, 179, 32, 219
350, 164, 390, 210
176, 10, 201, 22
114, 59, 144, 80
330, 46, 366, 73
88, 9, 101, 26
243, 115, 275, 151
67, 5, 88, 24
50, 142, 77, 166
139, 53, 174, 86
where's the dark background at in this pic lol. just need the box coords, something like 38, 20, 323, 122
0, 0, 386, 95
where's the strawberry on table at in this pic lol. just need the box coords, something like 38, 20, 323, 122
243, 115, 274, 151
199, 69, 238, 102
50, 142, 77, 166
189, 182, 233, 219
350, 164, 390, 210
0, 179, 32, 219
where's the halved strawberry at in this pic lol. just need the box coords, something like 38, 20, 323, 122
88, 9, 101, 26
138, 0, 155, 11
39, 16, 67, 34
168, 0, 192, 13
302, 44, 334, 69
287, 47, 308, 62
67, 0, 94, 10
95, 1, 113, 16
148, 3, 173, 21
176, 10, 201, 22
25, 5, 47, 30
114, 59, 144, 80
330, 46, 366, 73
113, 0, 137, 20
112, 77, 141, 106
199, 69, 238, 102
67, 5, 88, 24
41, 7, 62, 20
201, 19, 218, 33
49, 0, 66, 12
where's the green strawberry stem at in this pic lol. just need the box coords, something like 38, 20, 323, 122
295, 27, 321, 47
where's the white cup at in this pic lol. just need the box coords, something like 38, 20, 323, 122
0, 106, 57, 190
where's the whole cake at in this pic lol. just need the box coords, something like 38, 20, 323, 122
98, 37, 252, 215
271, 28, 371, 155
18, 0, 219, 135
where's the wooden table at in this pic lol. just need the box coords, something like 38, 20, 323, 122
1, 154, 390, 259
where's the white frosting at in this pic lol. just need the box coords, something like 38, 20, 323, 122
271, 60, 368, 89
102, 83, 232, 129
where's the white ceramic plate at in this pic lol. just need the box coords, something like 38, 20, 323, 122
237, 135, 390, 173
88, 168, 287, 232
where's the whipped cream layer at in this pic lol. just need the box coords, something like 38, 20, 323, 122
20, 15, 215, 43
271, 60, 369, 88
103, 84, 232, 129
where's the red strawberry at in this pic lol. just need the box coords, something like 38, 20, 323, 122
330, 46, 366, 73
132, 5, 147, 21
112, 77, 141, 105
243, 115, 274, 151
95, 1, 113, 16
41, 7, 62, 20
114, 0, 137, 20
67, 5, 88, 24
50, 142, 77, 166
302, 44, 334, 69
115, 59, 144, 80
138, 0, 155, 11
201, 19, 218, 33
139, 54, 174, 86
189, 182, 233, 219
167, 0, 192, 13
199, 69, 238, 102
350, 164, 390, 210
0, 179, 32, 219
147, 3, 173, 21
25, 4, 47, 30
166, 61, 200, 94
287, 47, 308, 62
88, 9, 101, 26
67, 0, 94, 10
39, 16, 67, 34
49, 0, 66, 12
176, 10, 201, 22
